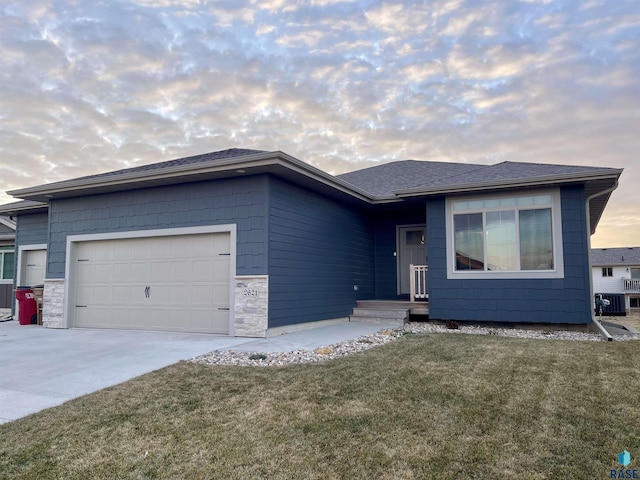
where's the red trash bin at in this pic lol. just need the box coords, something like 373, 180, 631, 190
15, 287, 38, 325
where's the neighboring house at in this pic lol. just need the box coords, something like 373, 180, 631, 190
0, 148, 622, 337
592, 247, 640, 313
0, 215, 16, 314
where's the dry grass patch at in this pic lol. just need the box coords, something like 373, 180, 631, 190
1, 333, 639, 479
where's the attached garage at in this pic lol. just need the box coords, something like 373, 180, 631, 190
67, 228, 234, 334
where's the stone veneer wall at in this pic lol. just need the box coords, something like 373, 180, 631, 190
234, 275, 268, 337
43, 279, 65, 329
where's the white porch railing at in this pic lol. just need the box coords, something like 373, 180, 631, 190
623, 278, 640, 293
410, 264, 428, 301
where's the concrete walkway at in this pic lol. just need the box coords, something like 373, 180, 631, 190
0, 319, 393, 424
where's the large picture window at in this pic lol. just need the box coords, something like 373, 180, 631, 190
447, 191, 564, 279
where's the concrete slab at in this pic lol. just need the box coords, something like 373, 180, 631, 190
601, 320, 639, 337
0, 319, 394, 424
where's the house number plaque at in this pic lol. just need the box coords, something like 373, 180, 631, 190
242, 288, 259, 297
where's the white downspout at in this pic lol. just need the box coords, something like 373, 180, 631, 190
586, 181, 618, 341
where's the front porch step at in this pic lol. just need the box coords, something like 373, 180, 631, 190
349, 307, 410, 326
356, 300, 429, 316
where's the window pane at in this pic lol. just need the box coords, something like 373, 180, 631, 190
453, 201, 468, 211
631, 268, 640, 280
454, 213, 484, 270
2, 252, 14, 280
405, 230, 424, 246
520, 209, 553, 270
486, 210, 517, 271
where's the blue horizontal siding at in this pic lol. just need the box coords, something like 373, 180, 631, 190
427, 186, 592, 324
267, 177, 374, 328
47, 176, 269, 278
15, 213, 49, 249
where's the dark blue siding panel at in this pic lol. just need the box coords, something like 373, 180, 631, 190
267, 177, 374, 328
372, 208, 426, 299
15, 213, 49, 249
47, 176, 269, 278
427, 186, 592, 324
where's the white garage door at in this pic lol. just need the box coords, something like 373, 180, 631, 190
24, 249, 47, 286
72, 233, 231, 334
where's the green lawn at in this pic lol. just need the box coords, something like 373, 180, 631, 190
1, 333, 639, 479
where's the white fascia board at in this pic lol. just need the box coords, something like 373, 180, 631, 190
0, 217, 16, 230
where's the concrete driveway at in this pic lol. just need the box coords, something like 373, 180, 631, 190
0, 319, 392, 424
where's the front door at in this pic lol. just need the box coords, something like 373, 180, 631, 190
398, 225, 427, 295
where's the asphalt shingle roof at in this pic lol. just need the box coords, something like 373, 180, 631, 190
338, 160, 618, 196
64, 148, 267, 184
592, 247, 640, 266
337, 160, 486, 197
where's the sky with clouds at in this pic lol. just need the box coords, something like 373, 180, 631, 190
0, 0, 638, 247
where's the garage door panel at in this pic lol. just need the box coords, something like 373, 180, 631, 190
112, 285, 132, 304
211, 285, 230, 304
76, 263, 95, 283
112, 263, 130, 282
168, 260, 190, 282
130, 240, 150, 259
24, 250, 47, 286
190, 285, 214, 305
130, 262, 152, 282
151, 260, 172, 281
212, 268, 230, 283
150, 238, 169, 257
94, 264, 114, 283
93, 285, 113, 304
169, 285, 191, 304
192, 260, 215, 282
73, 232, 231, 334
76, 285, 93, 305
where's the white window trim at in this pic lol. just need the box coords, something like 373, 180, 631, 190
445, 189, 565, 280
0, 247, 14, 282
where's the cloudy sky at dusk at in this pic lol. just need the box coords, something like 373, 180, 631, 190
1, 0, 638, 247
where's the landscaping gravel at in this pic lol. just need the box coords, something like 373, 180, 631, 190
190, 321, 637, 368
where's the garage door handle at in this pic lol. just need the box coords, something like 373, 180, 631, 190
76, 305, 87, 308
218, 307, 230, 311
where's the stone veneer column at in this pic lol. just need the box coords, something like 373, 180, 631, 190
234, 275, 268, 337
43, 279, 65, 329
